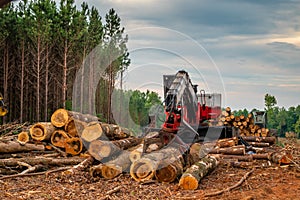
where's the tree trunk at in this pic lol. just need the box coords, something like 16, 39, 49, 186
247, 142, 270, 147
29, 122, 55, 141
0, 141, 45, 153
178, 156, 218, 190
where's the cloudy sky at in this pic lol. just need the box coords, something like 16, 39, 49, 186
76, 0, 300, 110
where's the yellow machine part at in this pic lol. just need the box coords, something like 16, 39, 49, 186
0, 106, 8, 116
0, 93, 8, 116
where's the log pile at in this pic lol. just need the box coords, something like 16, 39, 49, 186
0, 108, 294, 192
217, 107, 270, 137
11, 108, 135, 156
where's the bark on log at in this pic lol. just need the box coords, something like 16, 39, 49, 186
101, 151, 132, 179
51, 108, 98, 128
209, 145, 245, 155
0, 141, 45, 153
178, 156, 218, 190
216, 137, 238, 148
0, 156, 85, 167
271, 151, 293, 164
65, 118, 87, 137
88, 137, 142, 160
81, 121, 103, 142
65, 137, 83, 155
17, 131, 30, 144
30, 122, 55, 141
101, 123, 132, 139
155, 147, 184, 183
130, 147, 178, 182
51, 130, 70, 148
129, 143, 144, 163
247, 142, 270, 147
242, 136, 276, 144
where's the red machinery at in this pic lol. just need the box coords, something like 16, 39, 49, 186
162, 70, 222, 133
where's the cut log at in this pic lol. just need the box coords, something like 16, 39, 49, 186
88, 137, 142, 160
101, 151, 132, 179
216, 137, 238, 148
225, 107, 231, 113
247, 142, 270, 147
51, 130, 70, 148
271, 151, 293, 164
101, 123, 132, 139
242, 136, 276, 144
17, 131, 30, 144
30, 122, 55, 141
0, 156, 85, 167
178, 156, 218, 190
209, 145, 245, 155
51, 108, 98, 128
130, 147, 177, 182
90, 163, 103, 178
129, 143, 144, 162
81, 121, 103, 142
65, 118, 87, 137
0, 141, 45, 153
155, 148, 184, 183
65, 137, 83, 155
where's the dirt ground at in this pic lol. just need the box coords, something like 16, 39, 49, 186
1, 138, 300, 200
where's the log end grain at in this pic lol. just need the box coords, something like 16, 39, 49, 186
101, 164, 122, 179
178, 174, 198, 190
51, 108, 69, 128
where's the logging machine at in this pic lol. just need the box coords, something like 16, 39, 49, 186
152, 70, 232, 146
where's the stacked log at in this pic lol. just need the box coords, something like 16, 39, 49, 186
15, 108, 134, 156
217, 107, 270, 137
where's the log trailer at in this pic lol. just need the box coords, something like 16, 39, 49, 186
156, 70, 232, 145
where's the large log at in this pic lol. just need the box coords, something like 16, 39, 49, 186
130, 147, 174, 182
209, 145, 245, 155
51, 108, 98, 128
81, 121, 103, 142
0, 141, 45, 153
155, 147, 184, 183
101, 151, 132, 179
242, 136, 276, 144
247, 141, 270, 147
178, 156, 218, 190
101, 123, 133, 139
88, 137, 142, 160
30, 122, 55, 141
